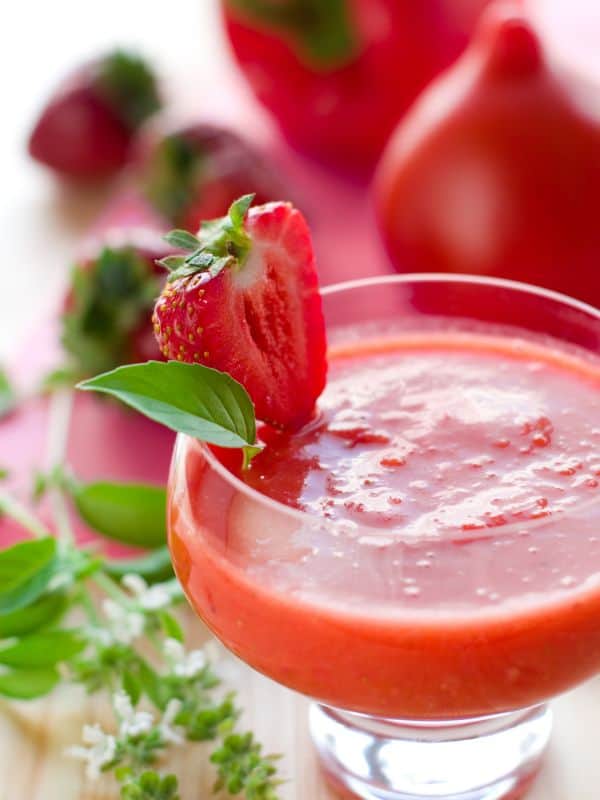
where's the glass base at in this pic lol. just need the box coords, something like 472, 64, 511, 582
309, 703, 552, 800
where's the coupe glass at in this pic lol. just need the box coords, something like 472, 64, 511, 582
167, 275, 600, 800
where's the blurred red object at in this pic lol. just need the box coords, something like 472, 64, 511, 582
374, 2, 600, 309
139, 124, 283, 231
28, 50, 161, 179
61, 191, 171, 377
221, 0, 490, 171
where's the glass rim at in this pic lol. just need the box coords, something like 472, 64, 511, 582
191, 273, 600, 543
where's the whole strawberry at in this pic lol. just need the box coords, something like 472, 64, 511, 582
141, 125, 280, 232
29, 50, 161, 179
153, 195, 327, 429
62, 230, 169, 377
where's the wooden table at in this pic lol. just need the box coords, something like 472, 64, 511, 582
2, 0, 600, 797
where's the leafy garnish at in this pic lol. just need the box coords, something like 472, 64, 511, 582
158, 194, 254, 281
97, 50, 162, 130
0, 667, 61, 699
105, 547, 174, 585
227, 0, 359, 69
0, 630, 85, 668
62, 246, 162, 378
0, 538, 58, 615
78, 361, 260, 459
0, 367, 16, 419
71, 480, 167, 549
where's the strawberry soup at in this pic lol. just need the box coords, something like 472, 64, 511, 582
169, 327, 600, 720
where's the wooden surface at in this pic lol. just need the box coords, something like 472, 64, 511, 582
3, 0, 600, 798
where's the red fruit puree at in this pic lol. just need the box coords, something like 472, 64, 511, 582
169, 328, 600, 719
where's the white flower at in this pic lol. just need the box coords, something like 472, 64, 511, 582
113, 690, 154, 738
86, 626, 113, 647
102, 599, 145, 644
159, 699, 184, 745
163, 638, 207, 678
66, 723, 116, 780
122, 574, 172, 611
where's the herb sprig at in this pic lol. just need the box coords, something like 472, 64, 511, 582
0, 371, 279, 799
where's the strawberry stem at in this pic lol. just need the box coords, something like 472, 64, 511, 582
158, 195, 255, 282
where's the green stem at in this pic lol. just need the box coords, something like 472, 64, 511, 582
79, 587, 100, 625
0, 492, 52, 539
45, 390, 75, 544
93, 570, 131, 605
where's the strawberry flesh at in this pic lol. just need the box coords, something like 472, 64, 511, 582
153, 198, 327, 430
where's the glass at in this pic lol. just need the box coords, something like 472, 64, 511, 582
167, 275, 600, 800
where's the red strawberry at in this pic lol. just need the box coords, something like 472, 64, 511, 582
62, 230, 170, 377
222, 0, 490, 170
141, 124, 281, 231
28, 50, 161, 179
153, 195, 327, 429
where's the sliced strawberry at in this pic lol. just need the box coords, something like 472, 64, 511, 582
153, 196, 327, 429
28, 50, 161, 179
141, 124, 281, 231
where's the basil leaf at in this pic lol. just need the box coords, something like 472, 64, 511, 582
0, 593, 68, 638
122, 670, 142, 705
0, 367, 16, 419
105, 547, 174, 584
0, 667, 60, 699
0, 539, 58, 615
72, 481, 166, 548
0, 631, 85, 668
78, 361, 257, 449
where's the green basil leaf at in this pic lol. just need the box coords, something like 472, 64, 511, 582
72, 481, 166, 548
0, 593, 68, 638
0, 667, 60, 699
122, 670, 142, 705
0, 539, 58, 615
0, 630, 85, 668
137, 660, 165, 709
0, 367, 16, 419
105, 547, 174, 584
158, 611, 184, 642
78, 361, 257, 449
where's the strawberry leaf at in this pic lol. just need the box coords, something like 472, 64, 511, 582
97, 49, 161, 130
162, 195, 255, 284
157, 255, 187, 272
77, 361, 259, 451
229, 193, 255, 227
163, 230, 201, 251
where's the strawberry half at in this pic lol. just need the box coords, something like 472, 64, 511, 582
153, 195, 327, 430
28, 50, 161, 179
